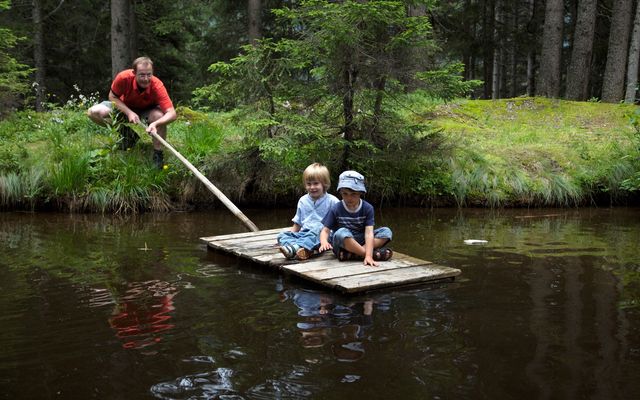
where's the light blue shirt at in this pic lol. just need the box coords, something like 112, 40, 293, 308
293, 193, 339, 233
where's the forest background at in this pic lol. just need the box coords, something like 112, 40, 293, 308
1, 0, 640, 212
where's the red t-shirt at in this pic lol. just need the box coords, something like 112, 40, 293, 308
110, 69, 174, 112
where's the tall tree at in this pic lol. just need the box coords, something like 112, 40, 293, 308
601, 0, 633, 102
538, 0, 563, 97
274, 0, 441, 167
482, 0, 495, 98
248, 0, 262, 45
32, 0, 65, 111
491, 0, 502, 99
565, 0, 597, 100
32, 0, 45, 110
111, 0, 130, 76
625, 1, 640, 103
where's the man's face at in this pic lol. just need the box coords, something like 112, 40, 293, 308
135, 64, 153, 89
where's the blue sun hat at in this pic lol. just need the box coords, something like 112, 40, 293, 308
337, 170, 366, 193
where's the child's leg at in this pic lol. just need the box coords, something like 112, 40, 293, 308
296, 230, 321, 251
277, 231, 299, 246
332, 228, 366, 257
372, 227, 394, 261
342, 237, 366, 256
372, 227, 393, 249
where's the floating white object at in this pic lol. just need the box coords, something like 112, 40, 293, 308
464, 239, 488, 245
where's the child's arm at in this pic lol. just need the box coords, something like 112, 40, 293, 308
318, 226, 332, 252
290, 223, 301, 232
363, 225, 378, 267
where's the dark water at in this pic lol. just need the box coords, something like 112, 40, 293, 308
1, 208, 639, 400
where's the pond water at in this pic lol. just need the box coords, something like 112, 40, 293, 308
1, 207, 639, 399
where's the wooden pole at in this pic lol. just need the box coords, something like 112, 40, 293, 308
140, 124, 259, 232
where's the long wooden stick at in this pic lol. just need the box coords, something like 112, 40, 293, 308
138, 124, 259, 232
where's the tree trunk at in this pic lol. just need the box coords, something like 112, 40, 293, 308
491, 0, 502, 99
128, 0, 137, 61
371, 75, 386, 145
111, 0, 130, 76
248, 0, 262, 45
509, 1, 518, 98
33, 0, 46, 111
525, 0, 540, 97
482, 0, 495, 99
565, 0, 597, 100
407, 3, 426, 17
341, 60, 357, 171
625, 1, 640, 103
601, 0, 633, 102
538, 0, 563, 98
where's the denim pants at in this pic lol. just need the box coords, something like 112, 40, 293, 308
331, 226, 393, 255
277, 228, 322, 251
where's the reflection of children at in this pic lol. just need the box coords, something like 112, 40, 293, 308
319, 170, 393, 267
292, 289, 333, 348
278, 163, 339, 260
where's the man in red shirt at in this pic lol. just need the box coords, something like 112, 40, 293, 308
87, 56, 177, 169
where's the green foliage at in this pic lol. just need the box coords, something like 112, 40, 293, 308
194, 39, 303, 111
0, 0, 33, 115
415, 63, 483, 101
2, 94, 640, 211
192, 0, 481, 181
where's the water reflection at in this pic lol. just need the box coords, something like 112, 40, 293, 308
108, 280, 178, 349
1, 209, 640, 399
283, 287, 382, 362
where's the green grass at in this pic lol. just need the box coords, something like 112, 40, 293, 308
1, 96, 639, 211
428, 97, 640, 206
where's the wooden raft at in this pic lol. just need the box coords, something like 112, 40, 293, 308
200, 228, 461, 294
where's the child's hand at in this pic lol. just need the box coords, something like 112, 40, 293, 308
364, 255, 378, 267
319, 242, 332, 252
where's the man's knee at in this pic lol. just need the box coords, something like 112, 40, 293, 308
147, 108, 164, 123
87, 104, 110, 124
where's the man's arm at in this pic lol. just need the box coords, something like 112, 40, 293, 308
147, 107, 177, 134
108, 90, 140, 124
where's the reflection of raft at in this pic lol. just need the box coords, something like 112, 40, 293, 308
200, 228, 461, 294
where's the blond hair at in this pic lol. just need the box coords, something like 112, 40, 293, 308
303, 163, 331, 191
132, 56, 153, 72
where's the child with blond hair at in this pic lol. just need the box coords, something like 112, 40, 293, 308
278, 163, 340, 260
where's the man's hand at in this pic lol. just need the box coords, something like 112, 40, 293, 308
126, 111, 140, 124
146, 122, 158, 135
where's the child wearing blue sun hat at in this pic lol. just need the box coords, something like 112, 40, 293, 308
318, 170, 393, 267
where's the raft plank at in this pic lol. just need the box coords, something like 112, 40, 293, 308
325, 265, 461, 293
200, 228, 461, 293
200, 227, 284, 242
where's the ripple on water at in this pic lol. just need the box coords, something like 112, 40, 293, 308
195, 264, 228, 277
150, 367, 237, 399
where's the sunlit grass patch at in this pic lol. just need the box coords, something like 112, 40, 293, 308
432, 98, 639, 206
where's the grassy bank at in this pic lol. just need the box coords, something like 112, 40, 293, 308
0, 97, 638, 212
422, 98, 640, 206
